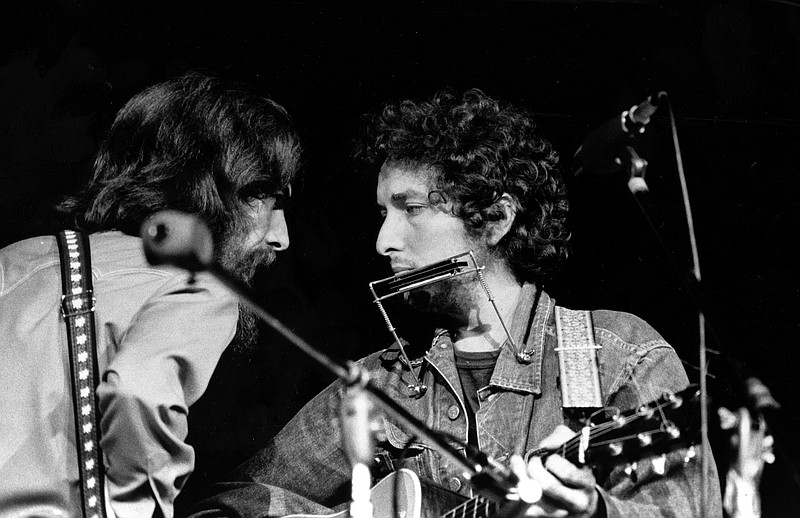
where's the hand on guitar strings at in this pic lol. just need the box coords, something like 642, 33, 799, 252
510, 425, 601, 518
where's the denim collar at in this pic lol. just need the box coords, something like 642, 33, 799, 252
421, 283, 554, 396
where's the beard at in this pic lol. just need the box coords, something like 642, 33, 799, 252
217, 241, 276, 286
403, 272, 478, 324
216, 232, 277, 354
231, 304, 259, 354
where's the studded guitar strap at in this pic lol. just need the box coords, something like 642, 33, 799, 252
56, 230, 108, 518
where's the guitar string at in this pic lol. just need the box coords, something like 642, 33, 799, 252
557, 414, 664, 459
630, 375, 672, 429
529, 397, 683, 461
442, 394, 689, 517
442, 494, 496, 518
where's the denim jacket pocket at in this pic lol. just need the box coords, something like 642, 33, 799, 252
380, 416, 427, 452
373, 417, 440, 479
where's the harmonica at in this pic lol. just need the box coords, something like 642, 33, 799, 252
369, 251, 481, 302
367, 250, 523, 396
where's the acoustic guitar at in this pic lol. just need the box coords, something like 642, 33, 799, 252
288, 384, 703, 518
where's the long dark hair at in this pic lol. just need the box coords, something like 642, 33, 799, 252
355, 88, 569, 283
59, 72, 301, 247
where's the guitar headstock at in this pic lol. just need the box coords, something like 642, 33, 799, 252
528, 385, 702, 472
583, 384, 702, 468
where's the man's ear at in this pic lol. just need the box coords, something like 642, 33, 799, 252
486, 194, 517, 246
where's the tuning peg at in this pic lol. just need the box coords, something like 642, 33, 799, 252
718, 407, 738, 430
610, 413, 625, 428
763, 435, 776, 464
608, 442, 623, 457
661, 390, 683, 409
652, 454, 667, 476
663, 422, 681, 440
684, 445, 697, 464
624, 462, 638, 483
637, 433, 653, 447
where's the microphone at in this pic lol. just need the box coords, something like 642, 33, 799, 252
574, 92, 665, 176
340, 386, 376, 468
140, 210, 214, 271
340, 387, 375, 518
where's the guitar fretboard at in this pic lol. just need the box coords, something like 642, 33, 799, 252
441, 496, 497, 518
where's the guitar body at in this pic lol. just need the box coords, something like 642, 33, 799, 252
285, 469, 424, 518
285, 469, 471, 518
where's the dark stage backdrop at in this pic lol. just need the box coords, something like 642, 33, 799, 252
2, 1, 798, 516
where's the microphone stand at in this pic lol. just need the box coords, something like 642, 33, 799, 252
201, 261, 527, 503
613, 99, 787, 516
620, 145, 712, 517
139, 211, 533, 505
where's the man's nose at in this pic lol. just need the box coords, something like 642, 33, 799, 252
375, 215, 399, 257
267, 209, 290, 251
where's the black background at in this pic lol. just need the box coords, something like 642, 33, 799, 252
2, 1, 799, 516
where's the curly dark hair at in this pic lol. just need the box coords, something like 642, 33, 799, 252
355, 88, 570, 283
59, 72, 301, 249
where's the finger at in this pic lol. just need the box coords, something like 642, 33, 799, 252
519, 485, 569, 518
510, 454, 529, 480
527, 456, 561, 493
524, 501, 569, 518
510, 455, 543, 504
527, 456, 597, 515
543, 454, 596, 489
536, 425, 575, 450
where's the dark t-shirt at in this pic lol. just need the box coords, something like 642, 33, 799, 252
454, 348, 501, 447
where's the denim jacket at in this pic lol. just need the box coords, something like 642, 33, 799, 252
191, 285, 722, 518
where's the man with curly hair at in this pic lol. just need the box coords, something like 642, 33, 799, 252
190, 89, 720, 518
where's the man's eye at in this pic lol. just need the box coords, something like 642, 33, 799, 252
405, 205, 425, 215
241, 183, 291, 209
244, 196, 265, 208
272, 184, 292, 210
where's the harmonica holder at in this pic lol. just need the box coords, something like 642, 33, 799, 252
369, 251, 519, 398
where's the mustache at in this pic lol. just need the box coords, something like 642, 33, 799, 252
217, 236, 277, 284
235, 246, 276, 283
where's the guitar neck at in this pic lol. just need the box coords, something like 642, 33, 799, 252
440, 386, 700, 517
440, 496, 497, 518
526, 431, 587, 466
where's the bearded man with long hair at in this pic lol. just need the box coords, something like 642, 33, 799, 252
0, 72, 301, 517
